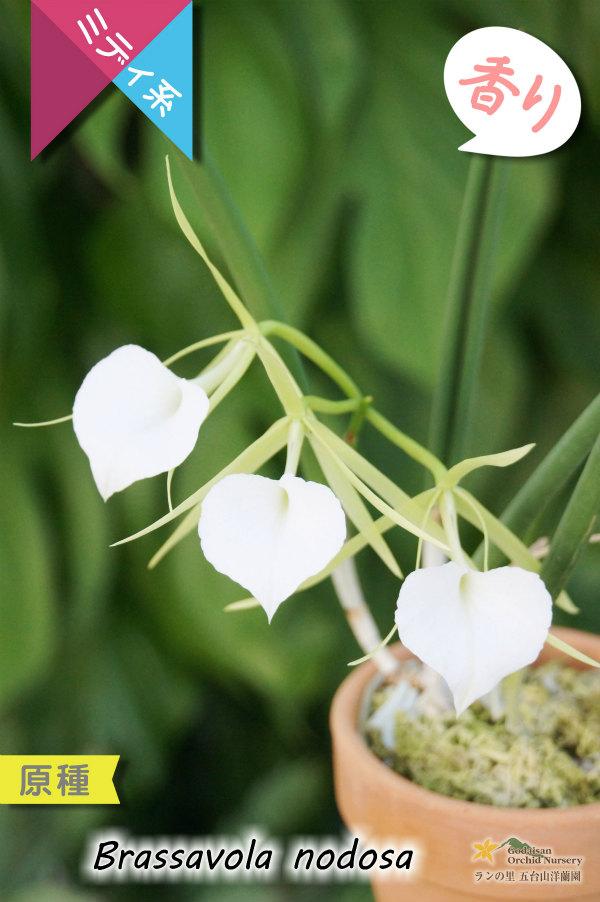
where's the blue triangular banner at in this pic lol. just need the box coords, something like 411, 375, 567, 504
113, 2, 193, 160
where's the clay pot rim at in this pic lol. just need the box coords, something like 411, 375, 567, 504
330, 625, 600, 825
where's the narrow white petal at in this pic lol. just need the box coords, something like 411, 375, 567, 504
198, 473, 346, 620
395, 563, 552, 715
73, 345, 209, 500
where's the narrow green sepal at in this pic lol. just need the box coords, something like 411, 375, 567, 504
545, 633, 600, 668
442, 444, 535, 490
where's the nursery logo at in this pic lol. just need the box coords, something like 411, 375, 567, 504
444, 26, 581, 156
31, 1, 195, 159
472, 837, 549, 864
472, 838, 500, 863
471, 836, 584, 886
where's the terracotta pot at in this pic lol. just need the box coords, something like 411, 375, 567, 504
330, 627, 600, 902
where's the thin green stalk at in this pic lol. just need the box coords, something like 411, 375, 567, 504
540, 432, 600, 601
304, 396, 367, 415
475, 392, 600, 569
366, 408, 446, 483
451, 160, 508, 462
260, 320, 361, 399
428, 155, 496, 469
345, 396, 372, 447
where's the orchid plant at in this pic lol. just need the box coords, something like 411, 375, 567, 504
19, 156, 600, 719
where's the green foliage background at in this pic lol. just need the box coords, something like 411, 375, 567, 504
1, 1, 599, 900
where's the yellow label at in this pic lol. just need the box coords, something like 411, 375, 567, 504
0, 755, 119, 804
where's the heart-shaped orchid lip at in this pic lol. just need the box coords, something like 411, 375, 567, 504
395, 562, 553, 715
73, 345, 209, 500
198, 472, 346, 621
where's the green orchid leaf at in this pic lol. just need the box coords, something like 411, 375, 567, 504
541, 432, 600, 602
483, 392, 600, 570
0, 450, 55, 708
112, 417, 290, 547
347, 0, 556, 389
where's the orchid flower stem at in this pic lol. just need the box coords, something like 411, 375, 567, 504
366, 409, 447, 482
260, 320, 361, 399
540, 431, 600, 601
345, 396, 372, 446
304, 396, 368, 415
476, 391, 600, 570
428, 155, 498, 471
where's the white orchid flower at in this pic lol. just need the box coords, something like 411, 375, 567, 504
73, 345, 210, 500
395, 562, 552, 715
198, 472, 346, 621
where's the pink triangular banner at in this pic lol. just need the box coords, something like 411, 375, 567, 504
32, 0, 191, 80
31, 4, 111, 159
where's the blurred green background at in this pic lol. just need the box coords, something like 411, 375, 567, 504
1, 1, 600, 900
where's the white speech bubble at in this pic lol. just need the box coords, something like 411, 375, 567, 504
445, 26, 581, 156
